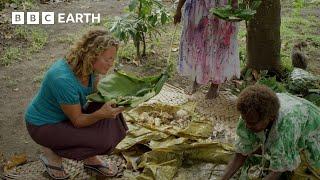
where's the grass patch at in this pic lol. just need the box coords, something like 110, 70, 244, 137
14, 26, 48, 52
0, 47, 21, 66
0, 26, 48, 66
0, 27, 48, 66
56, 34, 76, 45
29, 28, 48, 52
117, 42, 136, 61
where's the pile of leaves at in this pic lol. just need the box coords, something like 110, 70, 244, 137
115, 102, 236, 179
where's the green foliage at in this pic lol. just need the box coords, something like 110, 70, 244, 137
87, 70, 169, 107
30, 28, 48, 52
293, 0, 304, 10
256, 76, 287, 93
109, 0, 171, 59
14, 26, 48, 53
210, 0, 262, 22
0, 47, 21, 66
0, 0, 35, 10
287, 68, 320, 95
1, 27, 48, 66
304, 93, 320, 107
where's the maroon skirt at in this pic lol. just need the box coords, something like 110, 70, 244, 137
26, 102, 128, 161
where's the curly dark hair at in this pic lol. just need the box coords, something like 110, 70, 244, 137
237, 85, 280, 121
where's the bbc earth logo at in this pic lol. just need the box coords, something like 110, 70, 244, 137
11, 12, 100, 24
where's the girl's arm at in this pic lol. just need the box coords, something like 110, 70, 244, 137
174, 0, 186, 24
264, 171, 282, 180
221, 153, 248, 180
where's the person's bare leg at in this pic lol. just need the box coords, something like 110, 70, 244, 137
206, 83, 219, 99
42, 147, 67, 178
186, 78, 201, 95
252, 69, 260, 81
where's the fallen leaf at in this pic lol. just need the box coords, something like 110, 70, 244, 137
171, 48, 178, 52
132, 59, 141, 66
4, 154, 27, 172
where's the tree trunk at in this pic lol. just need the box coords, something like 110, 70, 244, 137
247, 0, 281, 72
134, 39, 141, 60
142, 32, 146, 57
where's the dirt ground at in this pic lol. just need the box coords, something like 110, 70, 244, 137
0, 0, 319, 168
0, 0, 129, 161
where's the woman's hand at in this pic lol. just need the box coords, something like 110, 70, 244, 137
231, 0, 238, 9
95, 102, 125, 119
174, 10, 182, 25
174, 0, 186, 25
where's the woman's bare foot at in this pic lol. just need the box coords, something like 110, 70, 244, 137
186, 79, 201, 95
206, 83, 219, 99
42, 147, 68, 178
84, 156, 118, 176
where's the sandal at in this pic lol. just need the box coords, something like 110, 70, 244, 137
84, 162, 118, 177
39, 154, 70, 180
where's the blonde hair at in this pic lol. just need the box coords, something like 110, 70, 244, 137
65, 29, 119, 78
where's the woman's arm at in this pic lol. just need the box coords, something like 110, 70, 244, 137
221, 153, 248, 180
174, 0, 186, 24
61, 102, 124, 128
263, 171, 282, 180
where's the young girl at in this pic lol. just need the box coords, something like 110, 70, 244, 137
174, 0, 240, 99
222, 85, 320, 179
25, 29, 128, 179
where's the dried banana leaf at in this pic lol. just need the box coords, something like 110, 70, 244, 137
115, 123, 170, 151
87, 70, 169, 107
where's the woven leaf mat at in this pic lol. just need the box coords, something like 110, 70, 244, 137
2, 84, 240, 179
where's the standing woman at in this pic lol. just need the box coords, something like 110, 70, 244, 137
174, 0, 240, 99
25, 29, 128, 179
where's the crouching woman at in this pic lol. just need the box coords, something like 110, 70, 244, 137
24, 29, 128, 179
221, 85, 320, 180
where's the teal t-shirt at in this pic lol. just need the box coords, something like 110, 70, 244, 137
25, 59, 95, 126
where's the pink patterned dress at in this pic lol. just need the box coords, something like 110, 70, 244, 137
178, 0, 240, 85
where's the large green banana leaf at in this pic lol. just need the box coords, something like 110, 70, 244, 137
87, 69, 169, 107
210, 1, 262, 22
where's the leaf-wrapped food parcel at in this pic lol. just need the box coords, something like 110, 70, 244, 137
87, 70, 169, 107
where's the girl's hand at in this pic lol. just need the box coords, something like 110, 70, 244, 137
174, 10, 182, 25
96, 102, 125, 119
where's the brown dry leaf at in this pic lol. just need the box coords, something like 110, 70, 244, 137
171, 47, 179, 52
132, 58, 141, 66
4, 154, 27, 172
